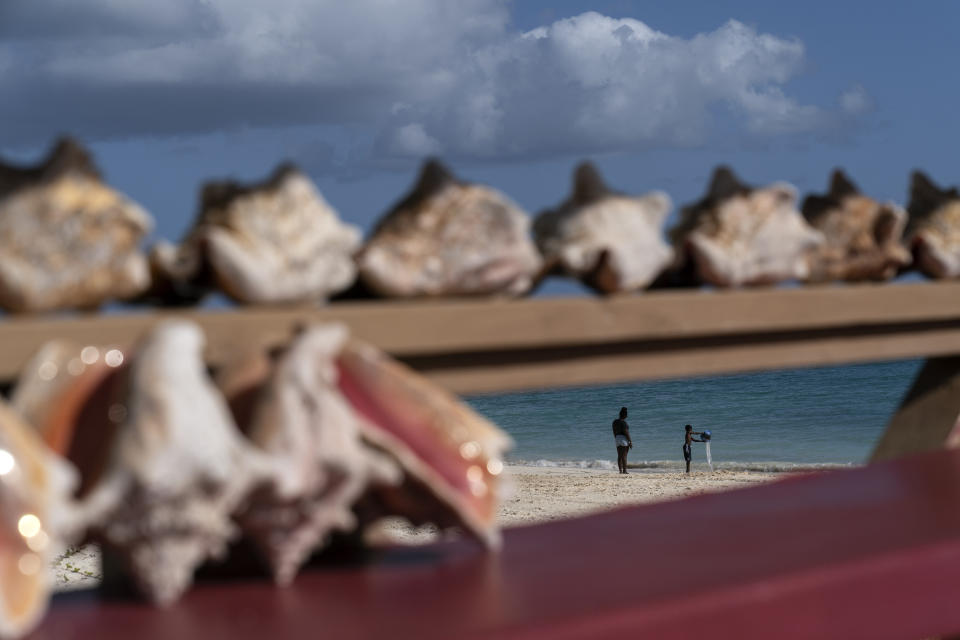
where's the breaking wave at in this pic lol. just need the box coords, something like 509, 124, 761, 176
517, 459, 618, 470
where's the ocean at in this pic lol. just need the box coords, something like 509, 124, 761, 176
465, 359, 924, 472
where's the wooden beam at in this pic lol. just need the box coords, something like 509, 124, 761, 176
871, 357, 960, 461
1, 282, 959, 393
411, 324, 960, 394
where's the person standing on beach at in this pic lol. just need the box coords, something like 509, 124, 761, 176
612, 407, 632, 474
683, 424, 705, 473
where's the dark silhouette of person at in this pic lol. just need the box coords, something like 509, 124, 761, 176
612, 407, 632, 474
683, 424, 705, 473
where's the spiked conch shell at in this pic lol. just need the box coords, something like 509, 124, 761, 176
12, 322, 269, 606
534, 162, 674, 293
221, 322, 512, 581
802, 170, 910, 282
0, 138, 152, 312
218, 325, 400, 585
357, 159, 542, 297
671, 166, 824, 287
0, 401, 75, 639
905, 171, 960, 278
148, 164, 360, 304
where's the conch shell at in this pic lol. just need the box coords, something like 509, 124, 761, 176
669, 166, 823, 287
219, 322, 512, 583
0, 138, 152, 312
148, 164, 360, 304
0, 400, 75, 639
802, 170, 910, 282
534, 162, 673, 293
11, 322, 268, 605
905, 171, 960, 278
217, 325, 400, 585
357, 159, 542, 297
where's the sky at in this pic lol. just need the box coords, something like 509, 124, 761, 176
2, 0, 958, 295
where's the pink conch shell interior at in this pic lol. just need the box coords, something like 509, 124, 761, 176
336, 339, 512, 545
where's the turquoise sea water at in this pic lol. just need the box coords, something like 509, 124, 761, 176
465, 359, 924, 472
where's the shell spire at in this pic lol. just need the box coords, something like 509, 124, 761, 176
706, 165, 749, 202
571, 162, 610, 204
828, 169, 859, 198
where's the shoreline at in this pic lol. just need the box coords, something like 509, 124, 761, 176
508, 458, 856, 473
52, 463, 795, 591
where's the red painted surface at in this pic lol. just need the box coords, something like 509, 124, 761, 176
30, 449, 960, 639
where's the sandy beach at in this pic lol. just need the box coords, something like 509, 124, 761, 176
52, 464, 782, 590
497, 465, 780, 526
375, 464, 782, 542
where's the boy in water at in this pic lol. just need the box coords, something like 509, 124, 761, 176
683, 424, 705, 473
612, 407, 632, 474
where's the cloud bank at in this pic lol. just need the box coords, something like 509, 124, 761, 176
0, 0, 868, 161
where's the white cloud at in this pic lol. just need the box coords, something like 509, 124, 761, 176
839, 83, 874, 115
386, 123, 443, 156
0, 1, 869, 162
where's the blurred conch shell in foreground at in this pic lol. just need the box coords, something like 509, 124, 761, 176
0, 138, 153, 312
148, 164, 361, 305
357, 159, 542, 297
534, 162, 674, 293
802, 170, 910, 282
669, 166, 824, 287
217, 325, 400, 585
905, 171, 960, 279
219, 321, 513, 585
0, 400, 75, 639
12, 323, 269, 606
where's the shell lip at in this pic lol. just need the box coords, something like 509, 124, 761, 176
16, 349, 129, 502
335, 340, 510, 545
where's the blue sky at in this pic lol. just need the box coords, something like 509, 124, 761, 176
1, 1, 957, 295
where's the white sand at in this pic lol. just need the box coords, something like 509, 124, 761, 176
497, 465, 780, 525
50, 545, 102, 592
52, 465, 782, 590
370, 464, 782, 543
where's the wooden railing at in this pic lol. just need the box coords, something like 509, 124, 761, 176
4, 280, 960, 395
